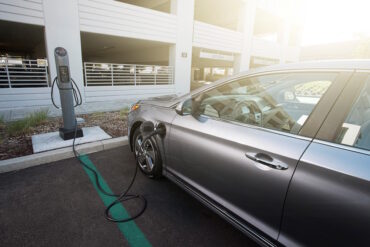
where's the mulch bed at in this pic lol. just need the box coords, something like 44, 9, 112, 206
0, 111, 128, 161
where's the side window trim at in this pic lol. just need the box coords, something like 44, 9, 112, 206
312, 139, 370, 156
315, 72, 368, 145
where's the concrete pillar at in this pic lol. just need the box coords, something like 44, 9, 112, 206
169, 0, 194, 95
233, 0, 257, 74
43, 0, 85, 102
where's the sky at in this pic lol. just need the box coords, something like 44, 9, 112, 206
302, 0, 370, 46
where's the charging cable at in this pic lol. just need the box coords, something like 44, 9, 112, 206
72, 120, 147, 222
51, 76, 147, 223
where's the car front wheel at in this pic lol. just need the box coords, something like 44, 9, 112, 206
133, 127, 162, 179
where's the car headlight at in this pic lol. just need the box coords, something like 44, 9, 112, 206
130, 103, 140, 112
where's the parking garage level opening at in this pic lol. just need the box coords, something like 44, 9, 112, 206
80, 32, 174, 87
0, 20, 48, 88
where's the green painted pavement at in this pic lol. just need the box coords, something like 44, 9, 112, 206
79, 155, 151, 247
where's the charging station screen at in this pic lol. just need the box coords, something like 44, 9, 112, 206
59, 66, 70, 83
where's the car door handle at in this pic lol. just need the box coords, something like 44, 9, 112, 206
245, 152, 288, 170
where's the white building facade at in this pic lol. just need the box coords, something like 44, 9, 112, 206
0, 0, 303, 119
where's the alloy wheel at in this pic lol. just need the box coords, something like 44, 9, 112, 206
134, 134, 156, 173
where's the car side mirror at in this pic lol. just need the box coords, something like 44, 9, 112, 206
175, 98, 192, 116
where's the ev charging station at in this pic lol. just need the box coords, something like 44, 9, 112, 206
32, 47, 110, 153
26, 45, 169, 226
34, 47, 155, 223
52, 47, 156, 223
53, 47, 83, 140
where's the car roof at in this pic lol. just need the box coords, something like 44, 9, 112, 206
187, 59, 370, 97
241, 59, 370, 76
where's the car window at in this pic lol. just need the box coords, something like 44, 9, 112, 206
194, 72, 337, 135
334, 77, 370, 151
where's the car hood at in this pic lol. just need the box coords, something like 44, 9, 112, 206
139, 94, 181, 108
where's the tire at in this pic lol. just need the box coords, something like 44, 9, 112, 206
133, 127, 162, 179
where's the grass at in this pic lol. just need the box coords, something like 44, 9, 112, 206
0, 116, 3, 143
28, 110, 49, 126
6, 110, 49, 136
91, 111, 105, 119
87, 108, 129, 122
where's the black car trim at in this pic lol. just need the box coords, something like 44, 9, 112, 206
299, 71, 354, 138
315, 72, 368, 142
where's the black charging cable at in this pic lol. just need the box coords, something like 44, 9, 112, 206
51, 76, 147, 223
51, 77, 82, 109
72, 120, 147, 223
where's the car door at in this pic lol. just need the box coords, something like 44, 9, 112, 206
279, 72, 370, 246
166, 70, 352, 241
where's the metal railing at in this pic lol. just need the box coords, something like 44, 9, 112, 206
0, 58, 49, 88
84, 62, 174, 86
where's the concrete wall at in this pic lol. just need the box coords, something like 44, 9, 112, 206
78, 0, 177, 44
193, 21, 243, 53
84, 46, 170, 65
0, 0, 44, 26
300, 40, 361, 61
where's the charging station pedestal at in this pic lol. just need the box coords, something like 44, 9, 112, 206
54, 47, 83, 140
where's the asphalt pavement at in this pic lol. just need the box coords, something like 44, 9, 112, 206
0, 146, 258, 247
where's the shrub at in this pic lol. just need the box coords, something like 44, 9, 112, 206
6, 110, 49, 136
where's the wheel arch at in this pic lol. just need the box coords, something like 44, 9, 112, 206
130, 121, 142, 151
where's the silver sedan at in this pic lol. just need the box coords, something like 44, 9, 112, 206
128, 60, 370, 247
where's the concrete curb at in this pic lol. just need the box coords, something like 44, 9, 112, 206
0, 136, 129, 174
